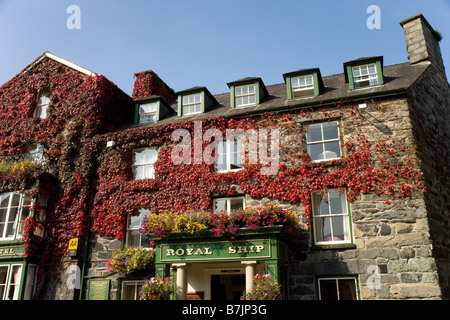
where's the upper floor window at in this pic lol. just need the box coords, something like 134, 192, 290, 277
34, 95, 49, 119
235, 84, 256, 107
126, 208, 151, 247
283, 68, 323, 100
312, 189, 351, 245
306, 121, 341, 162
139, 102, 157, 124
213, 196, 245, 214
291, 75, 314, 98
0, 192, 32, 240
344, 57, 384, 90
227, 78, 268, 109
215, 137, 243, 173
182, 93, 202, 116
177, 87, 218, 118
27, 144, 45, 164
352, 63, 378, 89
132, 148, 158, 180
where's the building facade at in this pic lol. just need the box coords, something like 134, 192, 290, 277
0, 14, 448, 300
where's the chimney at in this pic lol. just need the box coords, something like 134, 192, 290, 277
400, 14, 445, 75
132, 70, 177, 103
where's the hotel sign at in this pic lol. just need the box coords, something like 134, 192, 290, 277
159, 239, 272, 262
0, 246, 25, 259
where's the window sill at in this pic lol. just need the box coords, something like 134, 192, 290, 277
310, 243, 356, 250
307, 158, 342, 168
215, 168, 244, 174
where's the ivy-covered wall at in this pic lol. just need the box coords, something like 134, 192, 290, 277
80, 92, 443, 300
0, 55, 134, 298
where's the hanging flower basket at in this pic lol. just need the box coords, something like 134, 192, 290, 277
104, 246, 155, 276
139, 277, 176, 300
241, 274, 282, 300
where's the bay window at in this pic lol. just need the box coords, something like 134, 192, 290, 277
0, 192, 32, 240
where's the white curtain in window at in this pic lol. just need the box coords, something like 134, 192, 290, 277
7, 265, 22, 300
133, 149, 158, 179
214, 199, 226, 213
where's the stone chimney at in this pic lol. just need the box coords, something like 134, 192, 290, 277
400, 14, 446, 75
132, 70, 177, 103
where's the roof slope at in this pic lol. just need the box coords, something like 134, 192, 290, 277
127, 61, 429, 129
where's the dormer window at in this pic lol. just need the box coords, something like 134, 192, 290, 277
176, 87, 218, 117
235, 84, 256, 107
344, 57, 384, 90
283, 68, 323, 100
134, 96, 173, 125
182, 93, 202, 115
139, 102, 157, 124
291, 75, 314, 98
227, 78, 268, 109
351, 63, 378, 89
34, 95, 49, 119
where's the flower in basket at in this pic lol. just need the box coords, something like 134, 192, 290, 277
241, 274, 282, 300
139, 277, 176, 300
105, 246, 155, 276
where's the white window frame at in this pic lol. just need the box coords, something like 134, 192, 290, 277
312, 189, 351, 245
291, 75, 314, 98
139, 102, 157, 124
132, 148, 158, 180
121, 280, 145, 300
213, 196, 245, 214
182, 93, 202, 116
0, 264, 23, 300
352, 63, 378, 88
235, 84, 256, 107
317, 277, 358, 300
0, 192, 32, 240
215, 137, 243, 173
27, 144, 45, 164
306, 121, 341, 162
34, 95, 49, 119
126, 208, 151, 247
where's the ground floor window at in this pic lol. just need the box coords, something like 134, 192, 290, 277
0, 264, 22, 300
121, 280, 144, 300
0, 263, 38, 300
126, 208, 151, 247
317, 277, 358, 300
23, 264, 38, 300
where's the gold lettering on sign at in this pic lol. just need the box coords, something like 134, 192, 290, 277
0, 248, 15, 255
229, 245, 264, 254
165, 247, 214, 257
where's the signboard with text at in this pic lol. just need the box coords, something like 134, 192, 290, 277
159, 239, 272, 263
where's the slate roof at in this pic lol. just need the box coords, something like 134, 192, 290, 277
125, 61, 430, 130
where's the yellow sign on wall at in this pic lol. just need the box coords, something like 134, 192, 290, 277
68, 238, 79, 257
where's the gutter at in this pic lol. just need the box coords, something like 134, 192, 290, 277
230, 89, 408, 119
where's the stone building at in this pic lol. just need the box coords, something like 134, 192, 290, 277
0, 13, 448, 301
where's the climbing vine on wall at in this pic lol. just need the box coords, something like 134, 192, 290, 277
0, 56, 133, 281
90, 103, 425, 240
0, 56, 425, 286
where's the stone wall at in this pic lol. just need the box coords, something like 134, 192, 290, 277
406, 64, 450, 299
263, 97, 442, 300
77, 92, 446, 300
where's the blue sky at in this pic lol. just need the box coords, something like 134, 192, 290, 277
0, 0, 449, 96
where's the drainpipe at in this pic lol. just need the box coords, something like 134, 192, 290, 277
78, 178, 94, 300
